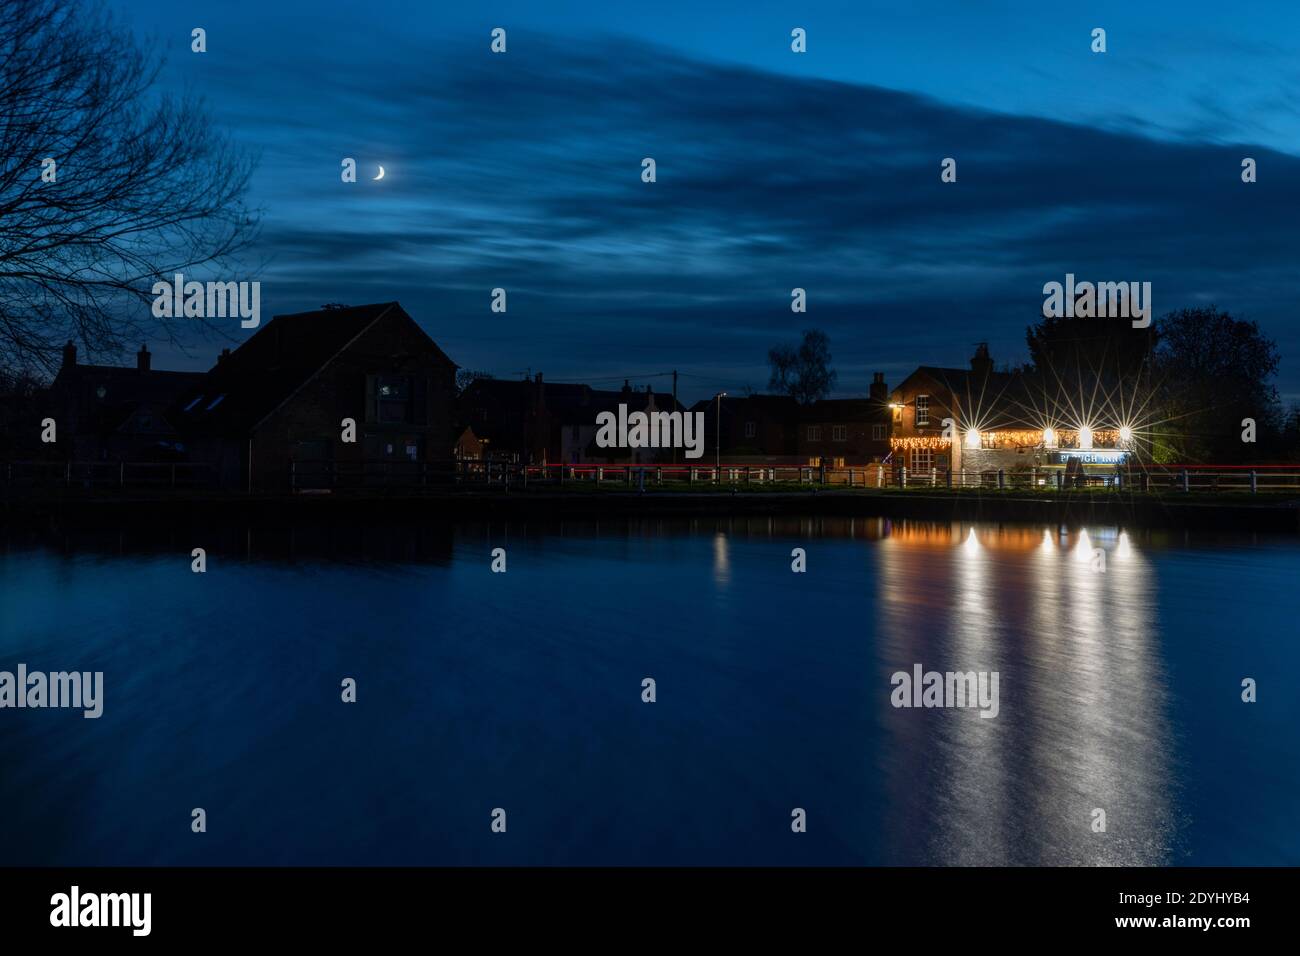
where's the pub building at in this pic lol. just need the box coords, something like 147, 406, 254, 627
887, 344, 1132, 483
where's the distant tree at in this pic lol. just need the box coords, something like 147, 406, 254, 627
768, 329, 837, 405
0, 0, 259, 374
1025, 314, 1154, 390
457, 369, 494, 394
1153, 307, 1282, 462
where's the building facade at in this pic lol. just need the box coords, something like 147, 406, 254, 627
174, 302, 457, 491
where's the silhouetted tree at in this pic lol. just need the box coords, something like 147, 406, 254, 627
1153, 307, 1282, 462
768, 329, 836, 405
456, 369, 494, 394
0, 0, 259, 374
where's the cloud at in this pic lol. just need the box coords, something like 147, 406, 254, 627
170, 32, 1300, 401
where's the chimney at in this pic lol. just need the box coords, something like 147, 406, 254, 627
61, 340, 77, 369
970, 343, 993, 378
137, 344, 151, 372
869, 371, 887, 401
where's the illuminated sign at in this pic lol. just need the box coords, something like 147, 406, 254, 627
1055, 451, 1127, 465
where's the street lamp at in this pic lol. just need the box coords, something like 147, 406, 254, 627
715, 392, 727, 472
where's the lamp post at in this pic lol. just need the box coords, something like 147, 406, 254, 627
715, 392, 727, 473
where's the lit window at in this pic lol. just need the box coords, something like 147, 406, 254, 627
911, 447, 934, 471
375, 376, 414, 424
915, 395, 930, 426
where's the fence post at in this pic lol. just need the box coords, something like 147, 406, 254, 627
961, 468, 966, 489
901, 465, 908, 488
997, 469, 1005, 490
1181, 469, 1189, 492
1055, 472, 1062, 491
931, 466, 936, 487
946, 468, 952, 489
1250, 469, 1257, 494
877, 464, 883, 488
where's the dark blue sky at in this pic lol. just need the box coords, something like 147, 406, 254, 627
120, 1, 1300, 403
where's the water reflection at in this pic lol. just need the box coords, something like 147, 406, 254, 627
878, 520, 1176, 864
2, 515, 1292, 865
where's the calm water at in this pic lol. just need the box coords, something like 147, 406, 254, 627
0, 516, 1297, 866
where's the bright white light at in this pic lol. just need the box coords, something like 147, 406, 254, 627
1119, 426, 1133, 444
1079, 425, 1093, 450
963, 527, 979, 553
1043, 426, 1057, 448
1116, 531, 1132, 559
1074, 528, 1093, 562
965, 428, 981, 449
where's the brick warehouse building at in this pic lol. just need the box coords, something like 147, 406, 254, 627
173, 302, 457, 491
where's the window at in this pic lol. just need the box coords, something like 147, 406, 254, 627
910, 447, 934, 472
744, 421, 757, 439
832, 424, 847, 442
832, 457, 845, 468
808, 456, 821, 467
807, 425, 822, 441
872, 423, 886, 441
376, 376, 413, 424
915, 395, 930, 426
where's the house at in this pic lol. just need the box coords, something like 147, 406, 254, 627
459, 375, 686, 465
458, 374, 549, 464
693, 377, 891, 467
888, 343, 1129, 478
554, 382, 686, 464
692, 394, 801, 464
452, 424, 484, 461
173, 302, 457, 491
797, 373, 892, 466
43, 342, 204, 461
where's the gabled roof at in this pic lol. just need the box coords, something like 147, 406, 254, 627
173, 302, 455, 435
894, 365, 1033, 427
804, 397, 888, 422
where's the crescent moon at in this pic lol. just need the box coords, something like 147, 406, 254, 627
373, 165, 385, 181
